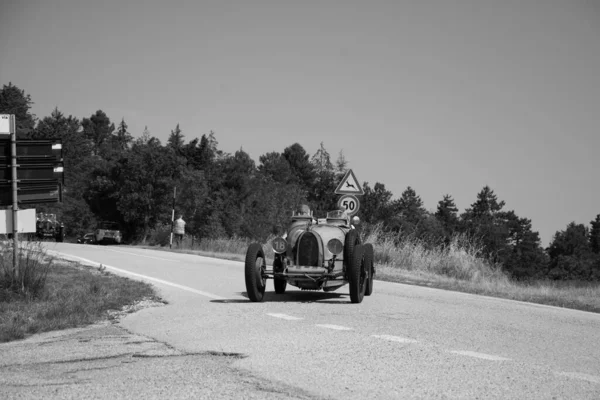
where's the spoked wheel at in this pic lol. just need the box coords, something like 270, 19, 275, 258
364, 243, 374, 296
244, 243, 267, 302
273, 257, 287, 294
348, 244, 367, 304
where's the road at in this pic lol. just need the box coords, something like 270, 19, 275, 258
10, 243, 600, 399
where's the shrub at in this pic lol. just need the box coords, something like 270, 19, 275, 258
0, 241, 51, 300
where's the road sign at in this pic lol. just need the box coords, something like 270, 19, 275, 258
0, 209, 36, 234
0, 115, 10, 134
334, 169, 364, 195
0, 182, 62, 206
337, 194, 360, 216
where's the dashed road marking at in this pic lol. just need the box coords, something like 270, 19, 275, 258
556, 372, 600, 385
371, 334, 418, 344
46, 251, 225, 300
267, 313, 303, 321
449, 350, 510, 361
316, 324, 353, 331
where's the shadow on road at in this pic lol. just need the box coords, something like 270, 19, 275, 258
211, 291, 349, 304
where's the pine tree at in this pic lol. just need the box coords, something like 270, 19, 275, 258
547, 222, 594, 280
435, 194, 459, 238
167, 123, 185, 150
115, 118, 133, 151
82, 110, 115, 156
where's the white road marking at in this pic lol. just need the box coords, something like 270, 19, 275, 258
47, 251, 225, 300
267, 313, 303, 321
449, 350, 510, 361
316, 324, 353, 331
556, 372, 600, 385
105, 248, 177, 262
371, 334, 418, 344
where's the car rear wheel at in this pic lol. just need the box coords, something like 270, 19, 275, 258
273, 257, 287, 294
364, 243, 374, 296
348, 244, 366, 303
245, 243, 267, 302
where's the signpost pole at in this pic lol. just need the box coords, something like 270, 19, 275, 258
9, 115, 19, 281
169, 186, 176, 249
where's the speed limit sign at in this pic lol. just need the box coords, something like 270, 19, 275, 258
337, 194, 360, 216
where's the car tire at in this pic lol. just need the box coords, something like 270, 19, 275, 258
273, 257, 287, 294
344, 229, 360, 270
348, 244, 366, 303
364, 243, 374, 296
245, 243, 267, 302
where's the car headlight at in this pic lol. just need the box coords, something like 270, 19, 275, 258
327, 238, 343, 255
272, 237, 288, 254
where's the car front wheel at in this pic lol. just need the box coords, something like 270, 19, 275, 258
245, 243, 267, 302
348, 244, 366, 303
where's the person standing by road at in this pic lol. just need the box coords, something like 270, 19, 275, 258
174, 215, 186, 247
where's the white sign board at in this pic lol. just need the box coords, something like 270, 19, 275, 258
0, 209, 37, 234
334, 169, 364, 195
0, 114, 12, 134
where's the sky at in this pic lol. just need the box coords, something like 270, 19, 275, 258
1, 0, 599, 246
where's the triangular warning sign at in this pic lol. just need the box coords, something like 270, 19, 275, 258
334, 169, 364, 195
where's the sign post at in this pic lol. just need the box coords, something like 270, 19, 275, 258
0, 114, 19, 279
1, 114, 65, 285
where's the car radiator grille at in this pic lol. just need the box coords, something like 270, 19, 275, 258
297, 232, 320, 267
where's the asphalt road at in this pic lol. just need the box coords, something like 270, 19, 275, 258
9, 243, 600, 399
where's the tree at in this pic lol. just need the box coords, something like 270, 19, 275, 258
114, 118, 133, 151
309, 143, 337, 215
547, 222, 594, 280
501, 212, 547, 279
388, 187, 427, 236
167, 123, 185, 151
258, 151, 295, 184
590, 214, 600, 254
461, 186, 508, 262
361, 182, 394, 225
0, 82, 36, 136
181, 134, 214, 171
435, 194, 459, 240
334, 150, 348, 180
116, 137, 181, 241
82, 110, 115, 156
283, 143, 315, 190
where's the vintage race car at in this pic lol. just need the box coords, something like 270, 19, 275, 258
244, 209, 375, 304
95, 221, 122, 245
35, 213, 65, 242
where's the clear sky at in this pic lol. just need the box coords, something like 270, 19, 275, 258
1, 0, 598, 246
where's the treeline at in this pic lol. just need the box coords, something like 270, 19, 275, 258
1, 82, 599, 281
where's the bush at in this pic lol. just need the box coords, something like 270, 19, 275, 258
0, 241, 51, 300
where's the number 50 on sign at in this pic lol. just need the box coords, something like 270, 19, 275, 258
337, 194, 360, 216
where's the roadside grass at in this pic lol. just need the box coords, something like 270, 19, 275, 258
0, 242, 162, 343
143, 225, 600, 313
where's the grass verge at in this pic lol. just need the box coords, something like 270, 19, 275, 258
0, 255, 163, 343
